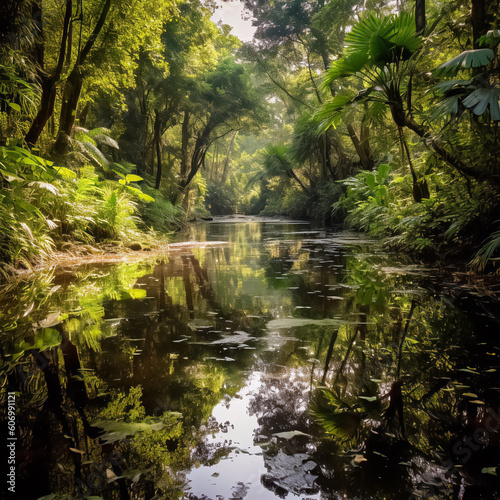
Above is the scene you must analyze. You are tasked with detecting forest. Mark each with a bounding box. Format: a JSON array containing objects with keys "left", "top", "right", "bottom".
[
  {"left": 2, "top": 1, "right": 500, "bottom": 500},
  {"left": 0, "top": 0, "right": 498, "bottom": 275}
]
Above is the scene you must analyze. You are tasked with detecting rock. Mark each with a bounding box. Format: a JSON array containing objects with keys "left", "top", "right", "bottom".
[{"left": 128, "top": 242, "right": 142, "bottom": 251}]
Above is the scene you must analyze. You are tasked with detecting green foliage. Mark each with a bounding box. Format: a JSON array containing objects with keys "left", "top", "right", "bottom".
[
  {"left": 205, "top": 180, "right": 238, "bottom": 215},
  {"left": 432, "top": 49, "right": 495, "bottom": 78},
  {"left": 138, "top": 186, "right": 184, "bottom": 232},
  {"left": 310, "top": 388, "right": 362, "bottom": 442},
  {"left": 431, "top": 47, "right": 500, "bottom": 122},
  {"left": 335, "top": 164, "right": 392, "bottom": 233}
]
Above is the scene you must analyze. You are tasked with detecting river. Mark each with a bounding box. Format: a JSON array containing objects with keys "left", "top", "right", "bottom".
[{"left": 1, "top": 217, "right": 500, "bottom": 499}]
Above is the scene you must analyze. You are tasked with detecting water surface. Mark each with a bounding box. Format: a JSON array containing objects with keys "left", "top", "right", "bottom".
[{"left": 1, "top": 217, "right": 500, "bottom": 499}]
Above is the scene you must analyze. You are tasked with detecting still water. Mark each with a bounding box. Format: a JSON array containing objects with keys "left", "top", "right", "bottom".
[{"left": 1, "top": 218, "right": 500, "bottom": 499}]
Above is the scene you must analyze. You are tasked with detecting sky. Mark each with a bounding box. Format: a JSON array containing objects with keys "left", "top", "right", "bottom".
[{"left": 211, "top": 0, "right": 256, "bottom": 43}]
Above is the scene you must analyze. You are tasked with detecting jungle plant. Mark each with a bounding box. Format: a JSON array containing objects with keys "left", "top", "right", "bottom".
[
  {"left": 317, "top": 12, "right": 486, "bottom": 196},
  {"left": 248, "top": 143, "right": 310, "bottom": 194},
  {"left": 335, "top": 163, "right": 392, "bottom": 236}
]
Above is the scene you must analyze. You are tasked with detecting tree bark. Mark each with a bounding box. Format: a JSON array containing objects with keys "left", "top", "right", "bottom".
[
  {"left": 53, "top": 67, "right": 83, "bottom": 152},
  {"left": 180, "top": 111, "right": 190, "bottom": 179},
  {"left": 153, "top": 110, "right": 164, "bottom": 190},
  {"left": 471, "top": 0, "right": 491, "bottom": 49},
  {"left": 288, "top": 169, "right": 310, "bottom": 194},
  {"left": 221, "top": 131, "right": 237, "bottom": 184},
  {"left": 347, "top": 124, "right": 372, "bottom": 169},
  {"left": 53, "top": 0, "right": 111, "bottom": 153},
  {"left": 183, "top": 126, "right": 212, "bottom": 189},
  {"left": 25, "top": 0, "right": 72, "bottom": 146},
  {"left": 415, "top": 0, "right": 426, "bottom": 35}
]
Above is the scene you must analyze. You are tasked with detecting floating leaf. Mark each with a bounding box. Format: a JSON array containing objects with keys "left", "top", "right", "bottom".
[
  {"left": 273, "top": 430, "right": 311, "bottom": 440},
  {"left": 482, "top": 467, "right": 498, "bottom": 476},
  {"left": 267, "top": 318, "right": 343, "bottom": 329}
]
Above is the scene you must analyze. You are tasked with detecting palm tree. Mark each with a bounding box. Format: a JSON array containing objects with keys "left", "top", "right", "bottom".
[
  {"left": 317, "top": 13, "right": 497, "bottom": 197},
  {"left": 249, "top": 143, "right": 310, "bottom": 194}
]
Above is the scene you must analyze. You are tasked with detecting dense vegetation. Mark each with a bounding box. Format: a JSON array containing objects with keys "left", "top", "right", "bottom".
[{"left": 1, "top": 0, "right": 499, "bottom": 276}]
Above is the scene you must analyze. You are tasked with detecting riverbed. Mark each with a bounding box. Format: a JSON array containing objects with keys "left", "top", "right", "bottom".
[{"left": 1, "top": 217, "right": 500, "bottom": 499}]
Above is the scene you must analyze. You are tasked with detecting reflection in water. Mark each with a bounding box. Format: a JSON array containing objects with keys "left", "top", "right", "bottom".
[{"left": 1, "top": 218, "right": 500, "bottom": 499}]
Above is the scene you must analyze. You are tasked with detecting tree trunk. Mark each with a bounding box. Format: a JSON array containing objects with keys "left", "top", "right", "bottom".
[
  {"left": 182, "top": 125, "right": 212, "bottom": 189},
  {"left": 221, "top": 131, "right": 237, "bottom": 184},
  {"left": 25, "top": 76, "right": 58, "bottom": 146},
  {"left": 321, "top": 134, "right": 336, "bottom": 180},
  {"left": 53, "top": 0, "right": 111, "bottom": 152},
  {"left": 360, "top": 123, "right": 373, "bottom": 168},
  {"left": 415, "top": 0, "right": 426, "bottom": 34},
  {"left": 471, "top": 0, "right": 491, "bottom": 48},
  {"left": 153, "top": 110, "right": 163, "bottom": 190},
  {"left": 288, "top": 169, "right": 310, "bottom": 194},
  {"left": 347, "top": 124, "right": 372, "bottom": 169},
  {"left": 53, "top": 67, "right": 83, "bottom": 153},
  {"left": 180, "top": 111, "right": 190, "bottom": 179},
  {"left": 402, "top": 115, "right": 481, "bottom": 180},
  {"left": 25, "top": 0, "right": 72, "bottom": 146}
]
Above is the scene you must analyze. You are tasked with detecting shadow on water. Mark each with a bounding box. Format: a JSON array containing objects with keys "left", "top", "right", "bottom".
[{"left": 1, "top": 217, "right": 500, "bottom": 499}]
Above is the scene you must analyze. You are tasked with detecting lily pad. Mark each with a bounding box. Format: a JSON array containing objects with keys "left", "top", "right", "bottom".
[{"left": 267, "top": 318, "right": 342, "bottom": 329}]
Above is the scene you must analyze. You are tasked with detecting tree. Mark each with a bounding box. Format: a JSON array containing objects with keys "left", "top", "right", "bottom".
[
  {"left": 179, "top": 57, "right": 264, "bottom": 191},
  {"left": 249, "top": 143, "right": 310, "bottom": 194},
  {"left": 317, "top": 12, "right": 494, "bottom": 199}
]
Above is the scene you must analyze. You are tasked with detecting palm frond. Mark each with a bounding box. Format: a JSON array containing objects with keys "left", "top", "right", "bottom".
[{"left": 432, "top": 49, "right": 494, "bottom": 78}]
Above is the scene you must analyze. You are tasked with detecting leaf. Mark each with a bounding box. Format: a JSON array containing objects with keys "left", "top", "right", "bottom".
[
  {"left": 273, "top": 430, "right": 311, "bottom": 440},
  {"left": 432, "top": 79, "right": 474, "bottom": 95},
  {"left": 458, "top": 368, "right": 479, "bottom": 374},
  {"left": 94, "top": 134, "right": 120, "bottom": 150},
  {"left": 93, "top": 416, "right": 180, "bottom": 444},
  {"left": 478, "top": 29, "right": 500, "bottom": 48},
  {"left": 266, "top": 318, "right": 342, "bottom": 329},
  {"left": 482, "top": 467, "right": 498, "bottom": 475},
  {"left": 0, "top": 167, "right": 22, "bottom": 182},
  {"left": 433, "top": 49, "right": 494, "bottom": 78},
  {"left": 54, "top": 166, "right": 77, "bottom": 180},
  {"left": 462, "top": 88, "right": 500, "bottom": 121},
  {"left": 358, "top": 396, "right": 377, "bottom": 402},
  {"left": 129, "top": 289, "right": 147, "bottom": 299},
  {"left": 370, "top": 33, "right": 394, "bottom": 64},
  {"left": 462, "top": 393, "right": 478, "bottom": 398},
  {"left": 365, "top": 172, "right": 376, "bottom": 189},
  {"left": 125, "top": 174, "right": 144, "bottom": 183},
  {"left": 316, "top": 94, "right": 356, "bottom": 130},
  {"left": 15, "top": 328, "right": 62, "bottom": 358},
  {"left": 8, "top": 102, "right": 21, "bottom": 112},
  {"left": 376, "top": 163, "right": 391, "bottom": 181},
  {"left": 125, "top": 185, "right": 155, "bottom": 202},
  {"left": 322, "top": 52, "right": 369, "bottom": 85}
]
